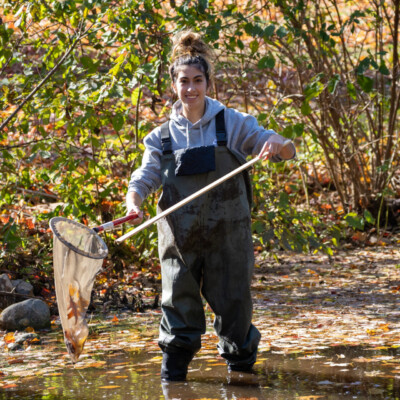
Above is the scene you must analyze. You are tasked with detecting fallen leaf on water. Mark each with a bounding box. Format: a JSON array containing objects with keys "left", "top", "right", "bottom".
[
  {"left": 112, "top": 315, "right": 119, "bottom": 324},
  {"left": 99, "top": 385, "right": 120, "bottom": 389},
  {"left": 379, "top": 324, "right": 390, "bottom": 332},
  {"left": 149, "top": 356, "right": 163, "bottom": 361},
  {"left": 4, "top": 333, "right": 15, "bottom": 344},
  {"left": 2, "top": 384, "right": 17, "bottom": 389},
  {"left": 7, "top": 358, "right": 24, "bottom": 365},
  {"left": 298, "top": 397, "right": 326, "bottom": 400},
  {"left": 115, "top": 376, "right": 129, "bottom": 379}
]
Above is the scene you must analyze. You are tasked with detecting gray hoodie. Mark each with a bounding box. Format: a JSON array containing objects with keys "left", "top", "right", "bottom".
[{"left": 128, "top": 96, "right": 295, "bottom": 200}]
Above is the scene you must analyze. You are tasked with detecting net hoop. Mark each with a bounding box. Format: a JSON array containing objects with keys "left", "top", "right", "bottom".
[{"left": 49, "top": 217, "right": 108, "bottom": 259}]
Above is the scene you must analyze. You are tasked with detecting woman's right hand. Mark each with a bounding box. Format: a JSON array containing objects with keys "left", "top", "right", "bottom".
[
  {"left": 126, "top": 191, "right": 144, "bottom": 225},
  {"left": 127, "top": 206, "right": 144, "bottom": 225}
]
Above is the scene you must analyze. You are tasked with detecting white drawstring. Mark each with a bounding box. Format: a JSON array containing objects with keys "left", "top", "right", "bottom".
[{"left": 186, "top": 123, "right": 190, "bottom": 148}]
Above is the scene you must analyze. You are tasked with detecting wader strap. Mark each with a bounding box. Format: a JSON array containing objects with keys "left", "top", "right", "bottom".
[
  {"left": 161, "top": 109, "right": 227, "bottom": 155},
  {"left": 161, "top": 121, "right": 172, "bottom": 155},
  {"left": 215, "top": 109, "right": 227, "bottom": 146}
]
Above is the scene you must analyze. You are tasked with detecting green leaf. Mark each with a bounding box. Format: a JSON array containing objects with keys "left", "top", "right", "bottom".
[
  {"left": 80, "top": 56, "right": 93, "bottom": 68},
  {"left": 276, "top": 26, "right": 288, "bottom": 38},
  {"left": 344, "top": 212, "right": 364, "bottom": 230},
  {"left": 278, "top": 192, "right": 289, "bottom": 208},
  {"left": 357, "top": 75, "right": 373, "bottom": 93},
  {"left": 364, "top": 209, "right": 376, "bottom": 225},
  {"left": 244, "top": 23, "right": 254, "bottom": 36},
  {"left": 197, "top": 0, "right": 208, "bottom": 13},
  {"left": 249, "top": 40, "right": 259, "bottom": 53},
  {"left": 112, "top": 114, "right": 124, "bottom": 132},
  {"left": 257, "top": 55, "right": 275, "bottom": 69},
  {"left": 301, "top": 101, "right": 312, "bottom": 116},
  {"left": 346, "top": 82, "right": 357, "bottom": 100},
  {"left": 293, "top": 123, "right": 304, "bottom": 137},
  {"left": 379, "top": 62, "right": 390, "bottom": 75},
  {"left": 356, "top": 57, "right": 370, "bottom": 75},
  {"left": 131, "top": 87, "right": 142, "bottom": 106},
  {"left": 252, "top": 220, "right": 265, "bottom": 234},
  {"left": 263, "top": 24, "right": 275, "bottom": 38}
]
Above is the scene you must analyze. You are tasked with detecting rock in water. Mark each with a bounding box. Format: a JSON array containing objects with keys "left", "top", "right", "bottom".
[
  {"left": 0, "top": 273, "right": 13, "bottom": 292},
  {"left": 0, "top": 299, "right": 50, "bottom": 330},
  {"left": 11, "top": 279, "right": 34, "bottom": 296}
]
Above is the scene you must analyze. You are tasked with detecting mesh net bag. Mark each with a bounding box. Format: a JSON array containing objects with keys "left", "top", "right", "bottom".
[{"left": 50, "top": 217, "right": 108, "bottom": 362}]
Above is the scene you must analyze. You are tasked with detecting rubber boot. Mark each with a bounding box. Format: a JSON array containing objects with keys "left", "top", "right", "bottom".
[
  {"left": 227, "top": 362, "right": 255, "bottom": 373},
  {"left": 160, "top": 350, "right": 194, "bottom": 381}
]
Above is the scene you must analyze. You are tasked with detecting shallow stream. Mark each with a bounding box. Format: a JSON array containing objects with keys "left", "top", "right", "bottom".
[{"left": 1, "top": 313, "right": 400, "bottom": 399}]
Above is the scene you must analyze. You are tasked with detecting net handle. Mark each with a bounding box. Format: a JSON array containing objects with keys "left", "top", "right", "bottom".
[
  {"left": 115, "top": 140, "right": 294, "bottom": 243},
  {"left": 115, "top": 155, "right": 262, "bottom": 243},
  {"left": 93, "top": 213, "right": 139, "bottom": 233}
]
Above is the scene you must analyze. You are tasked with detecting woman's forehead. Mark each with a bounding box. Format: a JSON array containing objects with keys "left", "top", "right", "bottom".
[{"left": 175, "top": 65, "right": 205, "bottom": 79}]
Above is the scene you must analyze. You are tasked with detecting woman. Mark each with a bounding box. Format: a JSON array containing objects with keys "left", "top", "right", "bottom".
[{"left": 126, "top": 31, "right": 295, "bottom": 381}]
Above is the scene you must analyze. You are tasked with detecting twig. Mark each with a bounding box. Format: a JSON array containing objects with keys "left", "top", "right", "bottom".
[
  {"left": 0, "top": 23, "right": 95, "bottom": 133},
  {"left": 0, "top": 290, "right": 52, "bottom": 303}
]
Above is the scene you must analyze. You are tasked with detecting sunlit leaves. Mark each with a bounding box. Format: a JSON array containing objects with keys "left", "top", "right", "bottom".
[
  {"left": 344, "top": 212, "right": 364, "bottom": 231},
  {"left": 257, "top": 54, "right": 275, "bottom": 69}
]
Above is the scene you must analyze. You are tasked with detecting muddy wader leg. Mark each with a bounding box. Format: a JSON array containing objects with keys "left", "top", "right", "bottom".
[
  {"left": 202, "top": 214, "right": 261, "bottom": 372},
  {"left": 158, "top": 251, "right": 205, "bottom": 381}
]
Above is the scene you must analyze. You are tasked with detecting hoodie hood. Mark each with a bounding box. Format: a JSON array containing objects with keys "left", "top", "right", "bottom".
[{"left": 169, "top": 97, "right": 225, "bottom": 148}]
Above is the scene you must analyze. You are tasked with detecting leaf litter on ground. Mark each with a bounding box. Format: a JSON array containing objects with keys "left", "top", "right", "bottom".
[{"left": 1, "top": 242, "right": 400, "bottom": 393}]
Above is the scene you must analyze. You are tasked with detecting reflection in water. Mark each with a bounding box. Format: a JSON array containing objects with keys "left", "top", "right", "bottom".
[{"left": 1, "top": 345, "right": 400, "bottom": 399}]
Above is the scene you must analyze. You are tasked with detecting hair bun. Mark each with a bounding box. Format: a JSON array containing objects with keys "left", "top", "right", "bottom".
[
  {"left": 169, "top": 30, "right": 215, "bottom": 84},
  {"left": 170, "top": 31, "right": 212, "bottom": 62}
]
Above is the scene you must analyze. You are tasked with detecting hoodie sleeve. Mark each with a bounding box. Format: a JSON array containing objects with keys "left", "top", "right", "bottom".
[
  {"left": 224, "top": 107, "right": 295, "bottom": 162},
  {"left": 127, "top": 127, "right": 163, "bottom": 201}
]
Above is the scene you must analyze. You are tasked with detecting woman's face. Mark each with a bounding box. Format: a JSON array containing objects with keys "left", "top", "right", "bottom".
[{"left": 172, "top": 65, "right": 209, "bottom": 113}]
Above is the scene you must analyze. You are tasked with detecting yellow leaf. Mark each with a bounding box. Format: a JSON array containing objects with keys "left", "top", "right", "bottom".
[
  {"left": 99, "top": 386, "right": 120, "bottom": 389},
  {"left": 298, "top": 397, "right": 326, "bottom": 400},
  {"left": 379, "top": 324, "right": 390, "bottom": 332},
  {"left": 4, "top": 332, "right": 15, "bottom": 344},
  {"left": 149, "top": 356, "right": 163, "bottom": 361},
  {"left": 69, "top": 284, "right": 77, "bottom": 297}
]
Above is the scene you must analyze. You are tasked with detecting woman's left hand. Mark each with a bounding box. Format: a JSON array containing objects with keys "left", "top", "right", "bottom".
[{"left": 259, "top": 135, "right": 294, "bottom": 160}]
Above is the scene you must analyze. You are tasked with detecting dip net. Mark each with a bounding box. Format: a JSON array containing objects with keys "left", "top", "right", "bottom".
[{"left": 50, "top": 217, "right": 108, "bottom": 362}]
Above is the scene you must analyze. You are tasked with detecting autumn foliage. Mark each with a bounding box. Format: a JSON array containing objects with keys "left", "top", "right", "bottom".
[{"left": 0, "top": 0, "right": 399, "bottom": 286}]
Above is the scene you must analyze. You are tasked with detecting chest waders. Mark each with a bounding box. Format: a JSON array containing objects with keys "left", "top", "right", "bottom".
[{"left": 157, "top": 110, "right": 261, "bottom": 378}]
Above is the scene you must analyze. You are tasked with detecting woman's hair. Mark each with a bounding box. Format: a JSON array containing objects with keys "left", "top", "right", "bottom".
[{"left": 169, "top": 31, "right": 214, "bottom": 85}]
